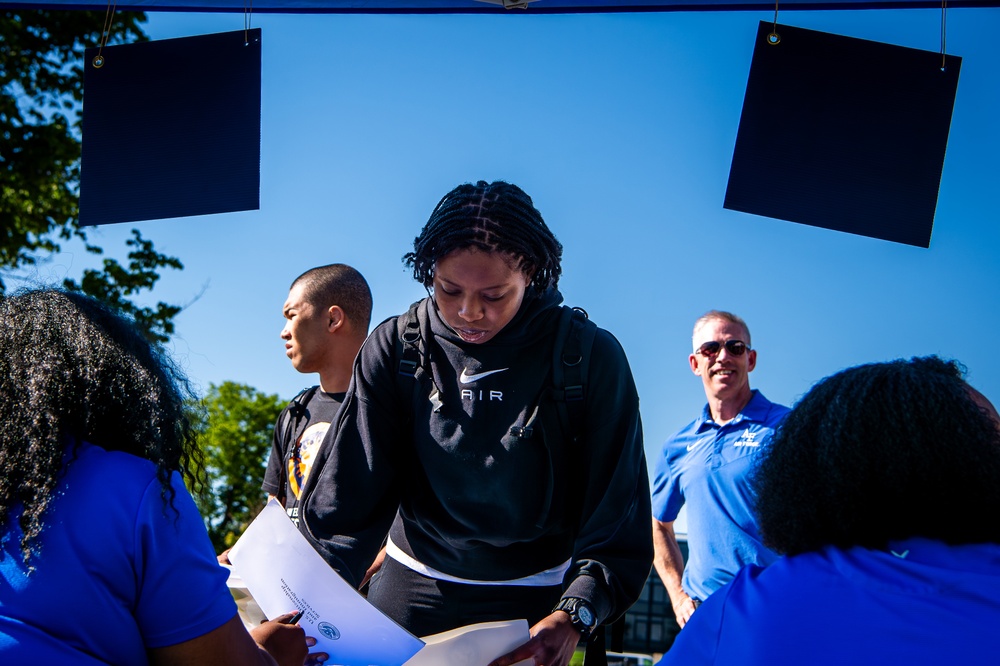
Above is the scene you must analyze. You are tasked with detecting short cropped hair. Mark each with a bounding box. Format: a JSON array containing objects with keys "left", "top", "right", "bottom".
[
  {"left": 403, "top": 180, "right": 563, "bottom": 293},
  {"left": 754, "top": 356, "right": 1000, "bottom": 555},
  {"left": 291, "top": 264, "right": 373, "bottom": 332},
  {"left": 692, "top": 310, "right": 752, "bottom": 349}
]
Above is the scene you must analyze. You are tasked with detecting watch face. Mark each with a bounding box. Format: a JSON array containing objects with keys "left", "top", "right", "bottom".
[{"left": 577, "top": 604, "right": 595, "bottom": 627}]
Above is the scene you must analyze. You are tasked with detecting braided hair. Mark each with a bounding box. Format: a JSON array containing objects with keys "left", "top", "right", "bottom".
[
  {"left": 0, "top": 289, "right": 203, "bottom": 566},
  {"left": 753, "top": 356, "right": 1000, "bottom": 555},
  {"left": 403, "top": 180, "right": 563, "bottom": 293}
]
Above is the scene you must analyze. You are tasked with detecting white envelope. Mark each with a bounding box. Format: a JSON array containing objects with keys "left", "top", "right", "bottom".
[{"left": 403, "top": 619, "right": 533, "bottom": 666}]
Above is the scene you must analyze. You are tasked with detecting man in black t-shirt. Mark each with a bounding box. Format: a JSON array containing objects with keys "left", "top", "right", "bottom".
[
  {"left": 263, "top": 264, "right": 372, "bottom": 522},
  {"left": 219, "top": 264, "right": 371, "bottom": 565}
]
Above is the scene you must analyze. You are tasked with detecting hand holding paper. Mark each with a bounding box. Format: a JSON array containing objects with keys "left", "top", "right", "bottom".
[{"left": 229, "top": 499, "right": 424, "bottom": 666}]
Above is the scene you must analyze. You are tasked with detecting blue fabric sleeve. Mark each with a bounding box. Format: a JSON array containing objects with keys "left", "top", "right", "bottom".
[
  {"left": 650, "top": 436, "right": 683, "bottom": 522},
  {"left": 133, "top": 472, "right": 237, "bottom": 648}
]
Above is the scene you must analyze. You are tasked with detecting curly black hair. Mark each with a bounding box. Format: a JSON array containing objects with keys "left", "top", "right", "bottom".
[
  {"left": 0, "top": 289, "right": 203, "bottom": 565},
  {"left": 753, "top": 356, "right": 1000, "bottom": 556},
  {"left": 403, "top": 180, "right": 563, "bottom": 293}
]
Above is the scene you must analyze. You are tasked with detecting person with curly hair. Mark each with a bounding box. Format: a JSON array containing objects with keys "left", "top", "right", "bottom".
[
  {"left": 657, "top": 356, "right": 1000, "bottom": 665},
  {"left": 0, "top": 289, "right": 324, "bottom": 666},
  {"left": 298, "top": 180, "right": 652, "bottom": 666}
]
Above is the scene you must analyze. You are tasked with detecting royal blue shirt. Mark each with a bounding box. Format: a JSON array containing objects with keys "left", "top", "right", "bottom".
[
  {"left": 651, "top": 390, "right": 789, "bottom": 600},
  {"left": 657, "top": 538, "right": 1000, "bottom": 665},
  {"left": 0, "top": 442, "right": 236, "bottom": 664}
]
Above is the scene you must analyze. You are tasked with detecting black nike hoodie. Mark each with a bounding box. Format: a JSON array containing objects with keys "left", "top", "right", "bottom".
[{"left": 300, "top": 288, "right": 652, "bottom": 627}]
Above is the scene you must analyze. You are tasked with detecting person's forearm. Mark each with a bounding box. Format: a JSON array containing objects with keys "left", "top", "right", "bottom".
[{"left": 652, "top": 519, "right": 689, "bottom": 607}]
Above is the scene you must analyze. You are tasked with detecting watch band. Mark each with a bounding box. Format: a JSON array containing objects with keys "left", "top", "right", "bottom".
[{"left": 553, "top": 597, "right": 597, "bottom": 637}]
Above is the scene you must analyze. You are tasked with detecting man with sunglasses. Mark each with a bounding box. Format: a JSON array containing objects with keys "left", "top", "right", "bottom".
[{"left": 650, "top": 311, "right": 790, "bottom": 631}]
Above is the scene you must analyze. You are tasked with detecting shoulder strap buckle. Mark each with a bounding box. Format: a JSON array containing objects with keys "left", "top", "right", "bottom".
[{"left": 397, "top": 301, "right": 424, "bottom": 378}]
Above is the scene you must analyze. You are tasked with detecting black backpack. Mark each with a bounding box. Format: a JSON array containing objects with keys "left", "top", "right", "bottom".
[{"left": 394, "top": 300, "right": 616, "bottom": 665}]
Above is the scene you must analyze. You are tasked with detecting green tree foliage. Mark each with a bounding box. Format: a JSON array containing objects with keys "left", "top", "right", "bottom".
[
  {"left": 62, "top": 228, "right": 184, "bottom": 343},
  {"left": 2, "top": 10, "right": 184, "bottom": 343},
  {"left": 190, "top": 381, "right": 284, "bottom": 553}
]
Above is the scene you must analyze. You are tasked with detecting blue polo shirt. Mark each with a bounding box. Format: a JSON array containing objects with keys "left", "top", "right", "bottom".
[{"left": 651, "top": 390, "right": 789, "bottom": 601}]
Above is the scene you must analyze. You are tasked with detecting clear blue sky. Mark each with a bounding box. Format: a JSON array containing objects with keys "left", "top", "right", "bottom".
[{"left": 19, "top": 8, "right": 1000, "bottom": 531}]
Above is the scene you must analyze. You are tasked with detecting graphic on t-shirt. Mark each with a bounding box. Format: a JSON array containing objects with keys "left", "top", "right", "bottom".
[{"left": 286, "top": 421, "right": 332, "bottom": 499}]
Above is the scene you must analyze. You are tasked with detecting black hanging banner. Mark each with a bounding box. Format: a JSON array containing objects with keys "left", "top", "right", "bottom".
[
  {"left": 724, "top": 21, "right": 961, "bottom": 248},
  {"left": 81, "top": 29, "right": 262, "bottom": 226}
]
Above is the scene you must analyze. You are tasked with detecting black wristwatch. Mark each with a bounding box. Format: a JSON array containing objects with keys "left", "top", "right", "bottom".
[{"left": 553, "top": 597, "right": 597, "bottom": 637}]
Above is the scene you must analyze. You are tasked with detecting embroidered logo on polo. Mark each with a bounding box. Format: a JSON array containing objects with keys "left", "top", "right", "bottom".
[
  {"left": 459, "top": 367, "right": 509, "bottom": 384},
  {"left": 733, "top": 429, "right": 760, "bottom": 447}
]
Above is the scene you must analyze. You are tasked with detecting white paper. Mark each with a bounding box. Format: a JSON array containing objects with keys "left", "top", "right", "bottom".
[
  {"left": 223, "top": 564, "right": 268, "bottom": 629},
  {"left": 402, "top": 620, "right": 532, "bottom": 666},
  {"left": 229, "top": 499, "right": 424, "bottom": 666}
]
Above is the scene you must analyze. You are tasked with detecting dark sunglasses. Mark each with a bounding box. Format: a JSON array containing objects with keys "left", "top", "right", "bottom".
[{"left": 696, "top": 340, "right": 749, "bottom": 357}]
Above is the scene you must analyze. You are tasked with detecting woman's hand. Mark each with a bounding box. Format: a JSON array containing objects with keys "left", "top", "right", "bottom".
[
  {"left": 487, "top": 611, "right": 581, "bottom": 666},
  {"left": 149, "top": 613, "right": 321, "bottom": 666},
  {"left": 303, "top": 634, "right": 330, "bottom": 666},
  {"left": 251, "top": 612, "right": 316, "bottom": 666}
]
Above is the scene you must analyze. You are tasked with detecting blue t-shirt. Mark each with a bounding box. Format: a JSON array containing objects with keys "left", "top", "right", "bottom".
[
  {"left": 657, "top": 538, "right": 1000, "bottom": 665},
  {"left": 651, "top": 390, "right": 789, "bottom": 600},
  {"left": 0, "top": 442, "right": 236, "bottom": 664}
]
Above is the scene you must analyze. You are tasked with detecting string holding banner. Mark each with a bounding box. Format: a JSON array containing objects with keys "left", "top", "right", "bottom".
[
  {"left": 768, "top": 0, "right": 780, "bottom": 45},
  {"left": 245, "top": 0, "right": 254, "bottom": 45},
  {"left": 941, "top": 0, "right": 948, "bottom": 70},
  {"left": 93, "top": 0, "right": 118, "bottom": 68}
]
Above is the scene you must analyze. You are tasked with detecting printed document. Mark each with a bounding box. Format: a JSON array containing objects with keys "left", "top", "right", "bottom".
[{"left": 229, "top": 499, "right": 424, "bottom": 666}]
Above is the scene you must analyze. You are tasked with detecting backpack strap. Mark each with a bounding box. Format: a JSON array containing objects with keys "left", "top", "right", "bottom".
[
  {"left": 552, "top": 307, "right": 605, "bottom": 666},
  {"left": 584, "top": 623, "right": 608, "bottom": 666},
  {"left": 395, "top": 299, "right": 444, "bottom": 414},
  {"left": 552, "top": 306, "right": 598, "bottom": 445},
  {"left": 275, "top": 385, "right": 318, "bottom": 501},
  {"left": 397, "top": 300, "right": 423, "bottom": 379}
]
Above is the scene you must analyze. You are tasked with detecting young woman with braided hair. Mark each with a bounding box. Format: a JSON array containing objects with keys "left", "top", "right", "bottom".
[
  {"left": 0, "top": 289, "right": 325, "bottom": 666},
  {"left": 299, "top": 180, "right": 652, "bottom": 666}
]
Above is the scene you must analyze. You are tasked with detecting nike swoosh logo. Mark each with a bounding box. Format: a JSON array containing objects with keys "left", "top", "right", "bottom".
[
  {"left": 686, "top": 441, "right": 703, "bottom": 452},
  {"left": 459, "top": 367, "right": 509, "bottom": 384}
]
